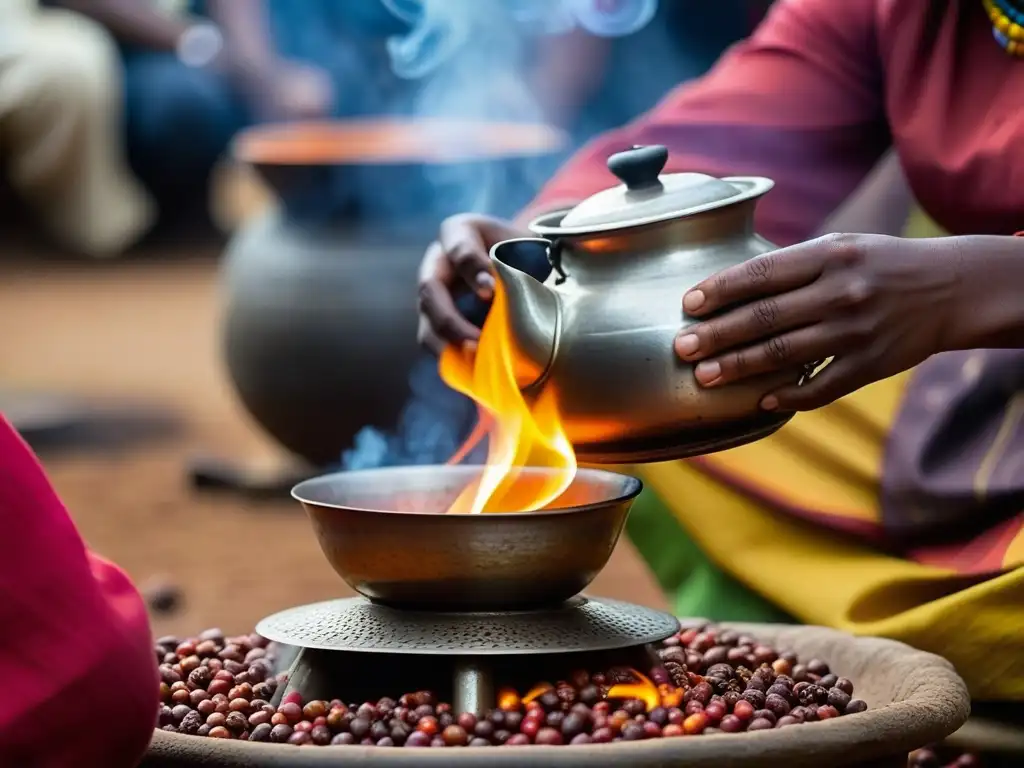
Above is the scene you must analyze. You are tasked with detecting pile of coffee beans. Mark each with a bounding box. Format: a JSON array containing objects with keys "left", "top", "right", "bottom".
[
  {"left": 154, "top": 623, "right": 973, "bottom": 763},
  {"left": 909, "top": 747, "right": 982, "bottom": 768}
]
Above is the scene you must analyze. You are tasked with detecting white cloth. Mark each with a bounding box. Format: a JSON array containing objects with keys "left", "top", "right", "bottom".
[{"left": 0, "top": 7, "right": 154, "bottom": 256}]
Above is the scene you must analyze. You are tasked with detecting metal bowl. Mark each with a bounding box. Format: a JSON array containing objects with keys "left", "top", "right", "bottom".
[{"left": 291, "top": 465, "right": 642, "bottom": 611}]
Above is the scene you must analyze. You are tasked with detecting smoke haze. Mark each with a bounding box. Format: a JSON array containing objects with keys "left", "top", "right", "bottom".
[{"left": 341, "top": 0, "right": 659, "bottom": 472}]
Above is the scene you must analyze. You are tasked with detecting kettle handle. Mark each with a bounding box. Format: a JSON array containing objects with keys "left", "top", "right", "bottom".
[
  {"left": 547, "top": 239, "right": 569, "bottom": 286},
  {"left": 608, "top": 145, "right": 668, "bottom": 191}
]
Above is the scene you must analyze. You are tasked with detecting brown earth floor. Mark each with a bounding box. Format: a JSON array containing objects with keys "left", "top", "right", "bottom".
[{"left": 0, "top": 244, "right": 668, "bottom": 643}]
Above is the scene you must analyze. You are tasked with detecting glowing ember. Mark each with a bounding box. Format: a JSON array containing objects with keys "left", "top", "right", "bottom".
[
  {"left": 658, "top": 683, "right": 684, "bottom": 708},
  {"left": 606, "top": 668, "right": 662, "bottom": 713},
  {"left": 496, "top": 687, "right": 522, "bottom": 712},
  {"left": 439, "top": 282, "right": 576, "bottom": 514}
]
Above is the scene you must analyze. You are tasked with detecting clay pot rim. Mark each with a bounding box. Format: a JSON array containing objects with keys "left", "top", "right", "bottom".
[
  {"left": 232, "top": 117, "right": 568, "bottom": 167},
  {"left": 146, "top": 622, "right": 971, "bottom": 766}
]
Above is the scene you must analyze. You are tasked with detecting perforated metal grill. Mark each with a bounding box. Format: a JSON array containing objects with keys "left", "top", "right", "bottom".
[{"left": 256, "top": 596, "right": 679, "bottom": 655}]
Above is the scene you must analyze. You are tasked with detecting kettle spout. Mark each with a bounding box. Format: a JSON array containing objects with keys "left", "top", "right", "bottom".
[{"left": 490, "top": 238, "right": 560, "bottom": 390}]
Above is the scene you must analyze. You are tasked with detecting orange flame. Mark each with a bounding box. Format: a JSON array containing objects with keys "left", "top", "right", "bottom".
[
  {"left": 607, "top": 669, "right": 662, "bottom": 712},
  {"left": 444, "top": 408, "right": 492, "bottom": 467},
  {"left": 439, "top": 281, "right": 576, "bottom": 514}
]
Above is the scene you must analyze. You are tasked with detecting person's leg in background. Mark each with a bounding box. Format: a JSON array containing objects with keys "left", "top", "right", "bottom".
[
  {"left": 0, "top": 8, "right": 155, "bottom": 257},
  {"left": 121, "top": 49, "right": 247, "bottom": 224}
]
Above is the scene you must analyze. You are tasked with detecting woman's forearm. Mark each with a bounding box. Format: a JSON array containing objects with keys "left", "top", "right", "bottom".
[{"left": 945, "top": 235, "right": 1024, "bottom": 351}]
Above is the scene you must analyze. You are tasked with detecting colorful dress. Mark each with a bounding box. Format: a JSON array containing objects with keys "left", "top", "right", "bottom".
[{"left": 528, "top": 0, "right": 1024, "bottom": 701}]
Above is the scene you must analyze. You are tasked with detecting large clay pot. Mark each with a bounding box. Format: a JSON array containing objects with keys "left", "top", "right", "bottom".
[
  {"left": 143, "top": 621, "right": 969, "bottom": 767},
  {"left": 221, "top": 119, "right": 565, "bottom": 465}
]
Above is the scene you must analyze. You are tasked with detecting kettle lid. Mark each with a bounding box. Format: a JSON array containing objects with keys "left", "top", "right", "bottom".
[{"left": 545, "top": 145, "right": 773, "bottom": 233}]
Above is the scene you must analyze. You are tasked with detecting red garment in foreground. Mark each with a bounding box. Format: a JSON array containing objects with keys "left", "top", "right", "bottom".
[{"left": 0, "top": 415, "right": 156, "bottom": 766}]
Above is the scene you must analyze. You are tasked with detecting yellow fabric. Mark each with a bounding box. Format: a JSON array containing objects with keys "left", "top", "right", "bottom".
[
  {"left": 633, "top": 367, "right": 1024, "bottom": 700},
  {"left": 699, "top": 371, "right": 910, "bottom": 524}
]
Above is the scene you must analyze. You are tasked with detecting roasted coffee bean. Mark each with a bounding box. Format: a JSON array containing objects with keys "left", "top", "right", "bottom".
[
  {"left": 764, "top": 694, "right": 791, "bottom": 718},
  {"left": 845, "top": 699, "right": 869, "bottom": 715},
  {"left": 311, "top": 725, "right": 333, "bottom": 745},
  {"left": 224, "top": 712, "right": 247, "bottom": 734},
  {"left": 349, "top": 717, "right": 372, "bottom": 740},
  {"left": 178, "top": 711, "right": 202, "bottom": 736},
  {"left": 538, "top": 691, "right": 561, "bottom": 712},
  {"left": 288, "top": 730, "right": 311, "bottom": 745},
  {"left": 706, "top": 663, "right": 735, "bottom": 680},
  {"left": 818, "top": 673, "right": 839, "bottom": 689},
  {"left": 154, "top": 623, "right": 884, "bottom": 749},
  {"left": 578, "top": 684, "right": 602, "bottom": 706},
  {"left": 269, "top": 723, "right": 292, "bottom": 743},
  {"left": 827, "top": 688, "right": 852, "bottom": 711},
  {"left": 797, "top": 684, "right": 828, "bottom": 707}
]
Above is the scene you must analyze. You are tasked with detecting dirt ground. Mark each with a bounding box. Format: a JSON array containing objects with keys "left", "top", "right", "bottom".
[{"left": 0, "top": 245, "right": 668, "bottom": 642}]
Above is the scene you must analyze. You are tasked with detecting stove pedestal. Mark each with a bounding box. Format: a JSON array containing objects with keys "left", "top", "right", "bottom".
[{"left": 257, "top": 595, "right": 680, "bottom": 716}]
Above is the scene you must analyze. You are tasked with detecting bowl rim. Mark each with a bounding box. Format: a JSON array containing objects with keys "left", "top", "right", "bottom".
[{"left": 291, "top": 464, "right": 643, "bottom": 518}]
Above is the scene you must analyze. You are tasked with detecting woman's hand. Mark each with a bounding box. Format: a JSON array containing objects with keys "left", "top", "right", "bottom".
[
  {"left": 673, "top": 233, "right": 965, "bottom": 411},
  {"left": 417, "top": 214, "right": 531, "bottom": 353}
]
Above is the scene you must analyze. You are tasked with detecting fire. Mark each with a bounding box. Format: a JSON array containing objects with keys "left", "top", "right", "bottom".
[
  {"left": 438, "top": 281, "right": 576, "bottom": 514},
  {"left": 607, "top": 669, "right": 662, "bottom": 712},
  {"left": 497, "top": 670, "right": 683, "bottom": 714}
]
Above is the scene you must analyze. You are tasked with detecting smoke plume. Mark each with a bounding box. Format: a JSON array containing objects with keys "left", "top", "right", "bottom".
[{"left": 341, "top": 0, "right": 658, "bottom": 472}]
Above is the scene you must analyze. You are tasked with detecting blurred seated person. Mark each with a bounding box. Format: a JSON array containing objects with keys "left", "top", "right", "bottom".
[
  {"left": 58, "top": 0, "right": 602, "bottom": 224},
  {"left": 56, "top": 0, "right": 351, "bottom": 223},
  {"left": 62, "top": 0, "right": 757, "bottom": 227},
  {"left": 0, "top": 0, "right": 153, "bottom": 256}
]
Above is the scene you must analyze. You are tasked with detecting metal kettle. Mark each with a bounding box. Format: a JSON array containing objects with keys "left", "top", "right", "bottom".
[{"left": 489, "top": 144, "right": 802, "bottom": 463}]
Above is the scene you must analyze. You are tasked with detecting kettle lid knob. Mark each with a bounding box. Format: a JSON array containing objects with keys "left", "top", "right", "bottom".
[
  {"left": 545, "top": 143, "right": 773, "bottom": 232},
  {"left": 607, "top": 145, "right": 668, "bottom": 191}
]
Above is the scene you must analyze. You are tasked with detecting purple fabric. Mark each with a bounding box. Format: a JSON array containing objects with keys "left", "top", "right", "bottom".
[{"left": 881, "top": 350, "right": 1024, "bottom": 544}]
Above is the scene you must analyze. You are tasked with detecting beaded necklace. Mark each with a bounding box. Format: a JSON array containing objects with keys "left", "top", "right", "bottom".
[{"left": 983, "top": 0, "right": 1024, "bottom": 56}]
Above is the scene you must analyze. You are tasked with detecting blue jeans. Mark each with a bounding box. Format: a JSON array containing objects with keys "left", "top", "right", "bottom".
[{"left": 122, "top": 51, "right": 246, "bottom": 210}]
